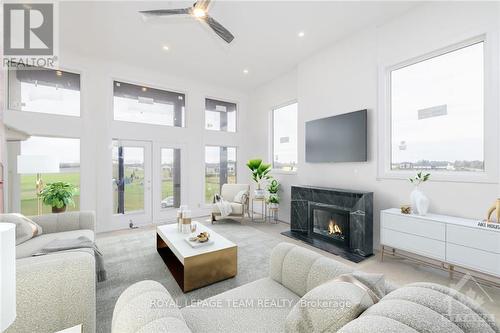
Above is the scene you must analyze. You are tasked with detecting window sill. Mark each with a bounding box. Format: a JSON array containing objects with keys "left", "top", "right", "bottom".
[
  {"left": 377, "top": 169, "right": 497, "bottom": 184},
  {"left": 271, "top": 169, "right": 298, "bottom": 176}
]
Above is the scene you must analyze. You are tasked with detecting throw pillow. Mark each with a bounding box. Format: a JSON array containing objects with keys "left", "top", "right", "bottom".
[
  {"left": 0, "top": 213, "right": 43, "bottom": 245},
  {"left": 233, "top": 190, "right": 248, "bottom": 204},
  {"left": 285, "top": 280, "right": 375, "bottom": 333},
  {"left": 336, "top": 271, "right": 386, "bottom": 302}
]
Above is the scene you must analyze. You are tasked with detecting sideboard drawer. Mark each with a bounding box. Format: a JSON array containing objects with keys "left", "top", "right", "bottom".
[
  {"left": 381, "top": 228, "right": 445, "bottom": 261},
  {"left": 381, "top": 212, "right": 445, "bottom": 241},
  {"left": 447, "top": 243, "right": 500, "bottom": 276},
  {"left": 447, "top": 224, "right": 500, "bottom": 254}
]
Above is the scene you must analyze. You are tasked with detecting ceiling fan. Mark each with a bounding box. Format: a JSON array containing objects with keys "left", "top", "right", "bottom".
[{"left": 140, "top": 0, "right": 235, "bottom": 44}]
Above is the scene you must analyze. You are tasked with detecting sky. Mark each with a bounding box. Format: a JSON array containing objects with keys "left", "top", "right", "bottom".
[
  {"left": 21, "top": 136, "right": 80, "bottom": 164},
  {"left": 391, "top": 42, "right": 484, "bottom": 163}
]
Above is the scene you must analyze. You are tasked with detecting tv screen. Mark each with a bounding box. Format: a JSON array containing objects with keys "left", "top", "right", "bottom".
[{"left": 305, "top": 109, "right": 367, "bottom": 163}]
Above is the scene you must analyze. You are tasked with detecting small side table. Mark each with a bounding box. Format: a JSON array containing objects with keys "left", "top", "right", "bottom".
[
  {"left": 267, "top": 207, "right": 279, "bottom": 224},
  {"left": 251, "top": 197, "right": 267, "bottom": 222}
]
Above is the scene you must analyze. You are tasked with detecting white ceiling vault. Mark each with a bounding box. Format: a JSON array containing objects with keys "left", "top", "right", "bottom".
[{"left": 60, "top": 1, "right": 419, "bottom": 91}]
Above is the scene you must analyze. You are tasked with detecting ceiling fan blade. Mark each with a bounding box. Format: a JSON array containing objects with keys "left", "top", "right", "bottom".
[
  {"left": 140, "top": 8, "right": 191, "bottom": 16},
  {"left": 194, "top": 0, "right": 211, "bottom": 11},
  {"left": 202, "top": 15, "right": 234, "bottom": 43}
]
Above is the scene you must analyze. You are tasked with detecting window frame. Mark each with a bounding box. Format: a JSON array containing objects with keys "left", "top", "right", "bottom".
[
  {"left": 271, "top": 100, "right": 298, "bottom": 174},
  {"left": 203, "top": 145, "right": 238, "bottom": 204},
  {"left": 111, "top": 78, "right": 188, "bottom": 128},
  {"left": 18, "top": 135, "right": 82, "bottom": 215},
  {"left": 377, "top": 34, "right": 498, "bottom": 183},
  {"left": 6, "top": 64, "right": 83, "bottom": 118},
  {"left": 204, "top": 96, "right": 239, "bottom": 133},
  {"left": 158, "top": 146, "right": 182, "bottom": 211}
]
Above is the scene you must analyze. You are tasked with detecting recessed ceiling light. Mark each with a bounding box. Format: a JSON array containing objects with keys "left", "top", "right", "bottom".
[
  {"left": 142, "top": 87, "right": 147, "bottom": 92},
  {"left": 243, "top": 69, "right": 249, "bottom": 74},
  {"left": 162, "top": 45, "right": 169, "bottom": 51},
  {"left": 298, "top": 31, "right": 305, "bottom": 37},
  {"left": 56, "top": 70, "right": 62, "bottom": 76}
]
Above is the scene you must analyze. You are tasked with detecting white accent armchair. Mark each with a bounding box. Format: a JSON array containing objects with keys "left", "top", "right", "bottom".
[{"left": 211, "top": 183, "right": 250, "bottom": 223}]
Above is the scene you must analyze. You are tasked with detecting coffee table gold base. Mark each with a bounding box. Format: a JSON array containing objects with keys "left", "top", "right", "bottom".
[{"left": 157, "top": 233, "right": 237, "bottom": 292}]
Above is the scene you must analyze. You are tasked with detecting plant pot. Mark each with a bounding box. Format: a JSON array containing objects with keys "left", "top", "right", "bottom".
[
  {"left": 268, "top": 203, "right": 279, "bottom": 209},
  {"left": 410, "top": 186, "right": 429, "bottom": 215},
  {"left": 254, "top": 189, "right": 266, "bottom": 199},
  {"left": 52, "top": 205, "right": 67, "bottom": 213}
]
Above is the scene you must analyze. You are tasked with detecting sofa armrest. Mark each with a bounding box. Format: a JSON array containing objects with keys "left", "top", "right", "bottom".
[
  {"left": 30, "top": 211, "right": 96, "bottom": 234},
  {"left": 6, "top": 251, "right": 96, "bottom": 333},
  {"left": 112, "top": 280, "right": 191, "bottom": 333}
]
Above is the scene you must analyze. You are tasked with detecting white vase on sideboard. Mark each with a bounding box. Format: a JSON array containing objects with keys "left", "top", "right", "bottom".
[{"left": 411, "top": 186, "right": 429, "bottom": 215}]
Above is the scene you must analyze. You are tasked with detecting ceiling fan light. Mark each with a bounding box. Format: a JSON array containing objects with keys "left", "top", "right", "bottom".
[{"left": 193, "top": 8, "right": 206, "bottom": 18}]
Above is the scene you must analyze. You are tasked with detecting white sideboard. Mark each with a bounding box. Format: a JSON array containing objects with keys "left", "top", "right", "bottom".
[{"left": 380, "top": 208, "right": 500, "bottom": 279}]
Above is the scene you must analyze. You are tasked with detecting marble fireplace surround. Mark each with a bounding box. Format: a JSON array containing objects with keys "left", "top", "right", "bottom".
[{"left": 282, "top": 185, "right": 373, "bottom": 263}]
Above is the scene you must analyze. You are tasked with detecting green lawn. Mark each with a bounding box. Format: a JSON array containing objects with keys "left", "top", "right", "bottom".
[
  {"left": 21, "top": 173, "right": 80, "bottom": 216},
  {"left": 21, "top": 170, "right": 234, "bottom": 215}
]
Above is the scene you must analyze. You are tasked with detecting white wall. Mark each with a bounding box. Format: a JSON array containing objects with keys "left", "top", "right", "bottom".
[
  {"left": 246, "top": 2, "right": 500, "bottom": 249},
  {"left": 246, "top": 70, "right": 298, "bottom": 223},
  {"left": 5, "top": 51, "right": 249, "bottom": 232}
]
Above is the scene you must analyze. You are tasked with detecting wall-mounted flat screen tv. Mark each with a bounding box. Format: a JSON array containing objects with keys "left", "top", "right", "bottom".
[{"left": 305, "top": 109, "right": 367, "bottom": 163}]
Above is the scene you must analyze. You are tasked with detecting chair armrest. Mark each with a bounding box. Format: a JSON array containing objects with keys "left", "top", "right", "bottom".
[
  {"left": 7, "top": 251, "right": 96, "bottom": 333},
  {"left": 112, "top": 280, "right": 191, "bottom": 333},
  {"left": 30, "top": 211, "right": 96, "bottom": 234}
]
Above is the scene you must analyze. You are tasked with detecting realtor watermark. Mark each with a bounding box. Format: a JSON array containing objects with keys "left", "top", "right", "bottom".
[
  {"left": 2, "top": 2, "right": 58, "bottom": 68},
  {"left": 150, "top": 297, "right": 353, "bottom": 310},
  {"left": 448, "top": 273, "right": 496, "bottom": 324}
]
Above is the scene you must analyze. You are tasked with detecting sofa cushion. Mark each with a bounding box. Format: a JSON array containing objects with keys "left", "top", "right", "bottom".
[
  {"left": 212, "top": 202, "right": 244, "bottom": 215},
  {"left": 112, "top": 280, "right": 190, "bottom": 333},
  {"left": 337, "top": 316, "right": 419, "bottom": 333},
  {"left": 0, "top": 213, "right": 43, "bottom": 245},
  {"left": 285, "top": 279, "right": 374, "bottom": 333},
  {"left": 338, "top": 282, "right": 500, "bottom": 333},
  {"left": 16, "top": 229, "right": 94, "bottom": 259},
  {"left": 181, "top": 277, "right": 299, "bottom": 333}
]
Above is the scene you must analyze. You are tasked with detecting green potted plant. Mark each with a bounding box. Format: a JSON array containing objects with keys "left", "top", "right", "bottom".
[
  {"left": 267, "top": 194, "right": 279, "bottom": 209},
  {"left": 246, "top": 158, "right": 272, "bottom": 198},
  {"left": 267, "top": 179, "right": 280, "bottom": 208},
  {"left": 39, "top": 182, "right": 77, "bottom": 213}
]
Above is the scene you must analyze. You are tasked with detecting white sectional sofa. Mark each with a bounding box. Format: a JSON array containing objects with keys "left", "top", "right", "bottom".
[
  {"left": 112, "top": 242, "right": 499, "bottom": 333},
  {"left": 6, "top": 212, "right": 96, "bottom": 333}
]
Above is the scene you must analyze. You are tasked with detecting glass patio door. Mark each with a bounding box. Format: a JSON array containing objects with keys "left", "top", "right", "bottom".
[{"left": 112, "top": 140, "right": 152, "bottom": 225}]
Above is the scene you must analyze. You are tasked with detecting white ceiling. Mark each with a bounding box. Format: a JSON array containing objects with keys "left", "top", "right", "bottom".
[{"left": 60, "top": 1, "right": 418, "bottom": 91}]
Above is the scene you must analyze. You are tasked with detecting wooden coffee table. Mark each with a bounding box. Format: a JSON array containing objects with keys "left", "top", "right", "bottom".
[{"left": 156, "top": 223, "right": 237, "bottom": 292}]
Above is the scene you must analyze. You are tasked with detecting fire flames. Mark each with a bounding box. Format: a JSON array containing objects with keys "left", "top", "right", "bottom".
[{"left": 328, "top": 220, "right": 342, "bottom": 235}]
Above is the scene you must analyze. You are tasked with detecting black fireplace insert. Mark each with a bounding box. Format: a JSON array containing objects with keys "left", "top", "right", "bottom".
[{"left": 309, "top": 203, "right": 350, "bottom": 248}]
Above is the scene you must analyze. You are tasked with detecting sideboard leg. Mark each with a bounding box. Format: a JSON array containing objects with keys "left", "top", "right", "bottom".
[{"left": 392, "top": 248, "right": 396, "bottom": 256}]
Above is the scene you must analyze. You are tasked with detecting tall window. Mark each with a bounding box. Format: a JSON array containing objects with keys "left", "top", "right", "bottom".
[
  {"left": 113, "top": 81, "right": 185, "bottom": 127},
  {"left": 112, "top": 141, "right": 145, "bottom": 214},
  {"left": 8, "top": 65, "right": 80, "bottom": 116},
  {"left": 272, "top": 102, "right": 298, "bottom": 171},
  {"left": 390, "top": 41, "right": 484, "bottom": 172},
  {"left": 160, "top": 148, "right": 181, "bottom": 209},
  {"left": 205, "top": 146, "right": 237, "bottom": 202},
  {"left": 205, "top": 98, "right": 236, "bottom": 132},
  {"left": 19, "top": 136, "right": 80, "bottom": 215}
]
